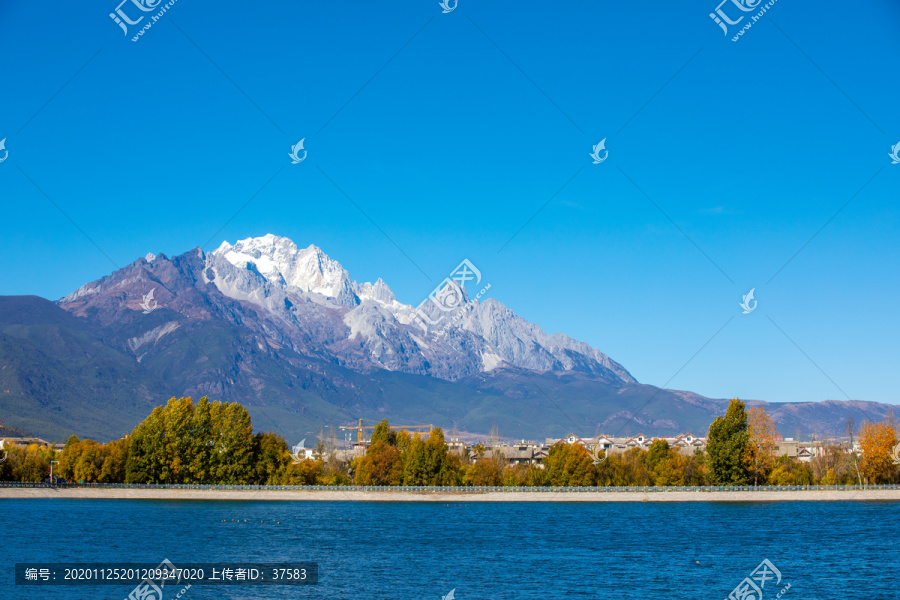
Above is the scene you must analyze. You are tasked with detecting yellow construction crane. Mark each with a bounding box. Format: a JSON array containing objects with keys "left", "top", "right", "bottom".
[{"left": 339, "top": 418, "right": 433, "bottom": 443}]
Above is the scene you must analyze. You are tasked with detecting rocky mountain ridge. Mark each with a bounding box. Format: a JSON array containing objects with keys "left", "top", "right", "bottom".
[{"left": 62, "top": 234, "right": 634, "bottom": 384}]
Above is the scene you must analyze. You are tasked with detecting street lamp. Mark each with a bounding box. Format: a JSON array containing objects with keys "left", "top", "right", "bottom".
[{"left": 50, "top": 461, "right": 59, "bottom": 486}]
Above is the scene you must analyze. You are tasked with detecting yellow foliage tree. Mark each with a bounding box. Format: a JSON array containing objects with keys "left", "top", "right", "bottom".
[
  {"left": 746, "top": 406, "right": 778, "bottom": 486},
  {"left": 463, "top": 457, "right": 503, "bottom": 486},
  {"left": 858, "top": 420, "right": 898, "bottom": 484},
  {"left": 2, "top": 443, "right": 53, "bottom": 482},
  {"left": 284, "top": 458, "right": 323, "bottom": 485},
  {"left": 354, "top": 441, "right": 402, "bottom": 485}
]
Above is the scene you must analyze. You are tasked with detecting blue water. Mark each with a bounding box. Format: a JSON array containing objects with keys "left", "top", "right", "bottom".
[{"left": 1, "top": 499, "right": 897, "bottom": 599}]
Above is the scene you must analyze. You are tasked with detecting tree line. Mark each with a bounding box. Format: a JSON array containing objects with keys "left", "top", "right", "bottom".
[
  {"left": 0, "top": 397, "right": 346, "bottom": 486},
  {"left": 1, "top": 396, "right": 897, "bottom": 486},
  {"left": 706, "top": 399, "right": 899, "bottom": 485}
]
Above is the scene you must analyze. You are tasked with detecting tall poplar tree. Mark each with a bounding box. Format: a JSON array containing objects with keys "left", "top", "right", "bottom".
[
  {"left": 125, "top": 396, "right": 255, "bottom": 484},
  {"left": 746, "top": 406, "right": 777, "bottom": 485},
  {"left": 707, "top": 398, "right": 751, "bottom": 485}
]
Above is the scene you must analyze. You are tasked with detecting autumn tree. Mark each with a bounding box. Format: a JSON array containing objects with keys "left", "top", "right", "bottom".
[
  {"left": 99, "top": 437, "right": 129, "bottom": 483},
  {"left": 502, "top": 464, "right": 531, "bottom": 487},
  {"left": 57, "top": 440, "right": 83, "bottom": 481},
  {"left": 355, "top": 441, "right": 403, "bottom": 485},
  {"left": 707, "top": 398, "right": 750, "bottom": 485},
  {"left": 57, "top": 437, "right": 98, "bottom": 483},
  {"left": 209, "top": 400, "right": 255, "bottom": 483},
  {"left": 252, "top": 432, "right": 290, "bottom": 485},
  {"left": 524, "top": 464, "right": 549, "bottom": 486},
  {"left": 675, "top": 448, "right": 707, "bottom": 486},
  {"left": 73, "top": 441, "right": 103, "bottom": 482},
  {"left": 285, "top": 458, "right": 323, "bottom": 485},
  {"left": 1, "top": 443, "right": 54, "bottom": 482},
  {"left": 543, "top": 443, "right": 596, "bottom": 486},
  {"left": 126, "top": 396, "right": 255, "bottom": 484},
  {"left": 811, "top": 444, "right": 856, "bottom": 485},
  {"left": 187, "top": 396, "right": 216, "bottom": 482},
  {"left": 653, "top": 445, "right": 692, "bottom": 486},
  {"left": 767, "top": 455, "right": 814, "bottom": 485},
  {"left": 594, "top": 452, "right": 626, "bottom": 486},
  {"left": 369, "top": 420, "right": 397, "bottom": 446},
  {"left": 162, "top": 396, "right": 195, "bottom": 482},
  {"left": 125, "top": 405, "right": 167, "bottom": 483},
  {"left": 429, "top": 429, "right": 461, "bottom": 485},
  {"left": 58, "top": 423, "right": 184, "bottom": 486},
  {"left": 858, "top": 420, "right": 898, "bottom": 484},
  {"left": 402, "top": 428, "right": 459, "bottom": 485},
  {"left": 640, "top": 439, "right": 676, "bottom": 486},
  {"left": 463, "top": 457, "right": 503, "bottom": 486},
  {"left": 746, "top": 406, "right": 778, "bottom": 486}
]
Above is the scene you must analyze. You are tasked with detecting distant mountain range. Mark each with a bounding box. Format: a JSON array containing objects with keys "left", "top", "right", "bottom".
[{"left": 0, "top": 234, "right": 894, "bottom": 442}]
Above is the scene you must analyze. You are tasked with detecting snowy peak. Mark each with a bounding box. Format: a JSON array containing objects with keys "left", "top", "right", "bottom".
[
  {"left": 207, "top": 234, "right": 406, "bottom": 312},
  {"left": 358, "top": 278, "right": 396, "bottom": 305},
  {"left": 212, "top": 234, "right": 360, "bottom": 305}
]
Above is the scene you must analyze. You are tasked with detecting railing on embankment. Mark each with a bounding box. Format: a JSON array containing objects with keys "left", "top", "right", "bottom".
[{"left": 1, "top": 482, "right": 899, "bottom": 493}]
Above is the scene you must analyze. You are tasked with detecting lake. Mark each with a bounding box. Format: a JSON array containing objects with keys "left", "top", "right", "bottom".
[{"left": 1, "top": 499, "right": 896, "bottom": 599}]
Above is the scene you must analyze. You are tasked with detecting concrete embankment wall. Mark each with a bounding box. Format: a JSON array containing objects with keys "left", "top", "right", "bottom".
[{"left": 2, "top": 488, "right": 899, "bottom": 502}]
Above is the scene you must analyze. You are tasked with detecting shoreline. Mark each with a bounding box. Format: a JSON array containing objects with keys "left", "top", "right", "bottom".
[{"left": 2, "top": 488, "right": 899, "bottom": 502}]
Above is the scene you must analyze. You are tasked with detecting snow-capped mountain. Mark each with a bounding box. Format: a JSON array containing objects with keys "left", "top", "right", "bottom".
[
  {"left": 210, "top": 235, "right": 365, "bottom": 307},
  {"left": 5, "top": 233, "right": 891, "bottom": 441},
  {"left": 199, "top": 234, "right": 634, "bottom": 382}
]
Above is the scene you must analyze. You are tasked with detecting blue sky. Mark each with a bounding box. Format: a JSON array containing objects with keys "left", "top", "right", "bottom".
[{"left": 1, "top": 0, "right": 898, "bottom": 407}]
